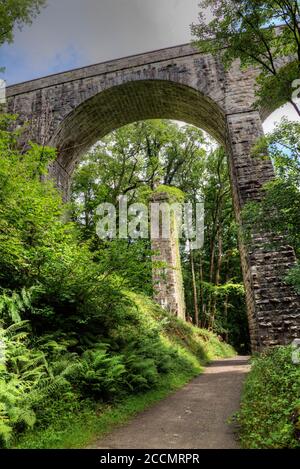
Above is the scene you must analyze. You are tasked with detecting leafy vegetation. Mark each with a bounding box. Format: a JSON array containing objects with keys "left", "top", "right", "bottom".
[
  {"left": 0, "top": 0, "right": 46, "bottom": 47},
  {"left": 234, "top": 118, "right": 300, "bottom": 448},
  {"left": 236, "top": 346, "right": 300, "bottom": 448},
  {"left": 180, "top": 147, "right": 248, "bottom": 352},
  {"left": 72, "top": 121, "right": 248, "bottom": 353},
  {"left": 192, "top": 0, "right": 300, "bottom": 116},
  {"left": 0, "top": 115, "right": 235, "bottom": 448},
  {"left": 1, "top": 293, "right": 234, "bottom": 449}
]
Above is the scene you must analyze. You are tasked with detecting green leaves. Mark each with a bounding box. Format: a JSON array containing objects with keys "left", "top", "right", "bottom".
[
  {"left": 236, "top": 346, "right": 300, "bottom": 448},
  {"left": 253, "top": 118, "right": 300, "bottom": 183},
  {"left": 70, "top": 349, "right": 127, "bottom": 399},
  {"left": 0, "top": 288, "right": 34, "bottom": 324},
  {"left": 71, "top": 120, "right": 207, "bottom": 297},
  {"left": 192, "top": 0, "right": 300, "bottom": 115},
  {"left": 0, "top": 0, "right": 46, "bottom": 47},
  {"left": 0, "top": 322, "right": 46, "bottom": 446},
  {"left": 286, "top": 265, "right": 300, "bottom": 294}
]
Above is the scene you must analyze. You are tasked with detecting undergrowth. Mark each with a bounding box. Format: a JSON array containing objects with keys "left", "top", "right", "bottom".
[
  {"left": 236, "top": 346, "right": 300, "bottom": 449},
  {"left": 3, "top": 293, "right": 234, "bottom": 449}
]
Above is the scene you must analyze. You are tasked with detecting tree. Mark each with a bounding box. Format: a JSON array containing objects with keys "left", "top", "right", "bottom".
[
  {"left": 71, "top": 120, "right": 208, "bottom": 296},
  {"left": 71, "top": 120, "right": 207, "bottom": 236},
  {"left": 181, "top": 147, "right": 248, "bottom": 351},
  {"left": 0, "top": 0, "right": 46, "bottom": 47},
  {"left": 253, "top": 117, "right": 300, "bottom": 185},
  {"left": 0, "top": 114, "right": 129, "bottom": 336},
  {"left": 72, "top": 121, "right": 249, "bottom": 352},
  {"left": 192, "top": 0, "right": 300, "bottom": 115}
]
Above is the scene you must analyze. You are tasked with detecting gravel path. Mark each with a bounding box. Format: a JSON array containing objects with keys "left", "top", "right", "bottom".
[{"left": 90, "top": 356, "right": 250, "bottom": 449}]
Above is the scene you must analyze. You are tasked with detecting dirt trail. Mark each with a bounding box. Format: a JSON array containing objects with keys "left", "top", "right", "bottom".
[{"left": 89, "top": 356, "right": 250, "bottom": 449}]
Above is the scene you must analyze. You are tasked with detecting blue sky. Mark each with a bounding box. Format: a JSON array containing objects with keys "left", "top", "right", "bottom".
[{"left": 0, "top": 43, "right": 85, "bottom": 85}]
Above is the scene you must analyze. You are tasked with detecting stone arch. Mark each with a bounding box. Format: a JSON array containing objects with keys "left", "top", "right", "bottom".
[
  {"left": 6, "top": 44, "right": 300, "bottom": 351},
  {"left": 49, "top": 79, "right": 225, "bottom": 192},
  {"left": 257, "top": 56, "right": 299, "bottom": 123},
  {"left": 260, "top": 99, "right": 290, "bottom": 123}
]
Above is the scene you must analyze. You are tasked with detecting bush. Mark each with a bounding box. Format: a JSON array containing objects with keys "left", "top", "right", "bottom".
[
  {"left": 0, "top": 322, "right": 79, "bottom": 447},
  {"left": 69, "top": 348, "right": 126, "bottom": 400},
  {"left": 236, "top": 346, "right": 300, "bottom": 448}
]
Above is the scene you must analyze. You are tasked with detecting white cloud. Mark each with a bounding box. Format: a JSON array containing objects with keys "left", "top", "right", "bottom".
[
  {"left": 263, "top": 103, "right": 300, "bottom": 133},
  {"left": 1, "top": 0, "right": 199, "bottom": 83}
]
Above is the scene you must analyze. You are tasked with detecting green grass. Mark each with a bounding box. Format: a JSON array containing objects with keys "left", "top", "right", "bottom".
[
  {"left": 15, "top": 369, "right": 200, "bottom": 449},
  {"left": 13, "top": 293, "right": 235, "bottom": 449},
  {"left": 129, "top": 292, "right": 235, "bottom": 363}
]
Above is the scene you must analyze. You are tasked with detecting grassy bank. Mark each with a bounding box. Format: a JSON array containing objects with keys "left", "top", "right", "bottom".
[
  {"left": 236, "top": 346, "right": 300, "bottom": 449},
  {"left": 13, "top": 293, "right": 234, "bottom": 449}
]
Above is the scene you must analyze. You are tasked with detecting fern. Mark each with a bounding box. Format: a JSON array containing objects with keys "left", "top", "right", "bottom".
[
  {"left": 0, "top": 403, "right": 12, "bottom": 446},
  {"left": 0, "top": 288, "right": 34, "bottom": 324},
  {"left": 0, "top": 323, "right": 66, "bottom": 447}
]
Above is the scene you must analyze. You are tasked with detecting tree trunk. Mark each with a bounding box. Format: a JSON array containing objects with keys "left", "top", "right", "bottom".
[
  {"left": 207, "top": 235, "right": 216, "bottom": 328},
  {"left": 224, "top": 272, "right": 229, "bottom": 343},
  {"left": 199, "top": 251, "right": 204, "bottom": 328},
  {"left": 210, "top": 227, "right": 223, "bottom": 330},
  {"left": 190, "top": 244, "right": 199, "bottom": 327}
]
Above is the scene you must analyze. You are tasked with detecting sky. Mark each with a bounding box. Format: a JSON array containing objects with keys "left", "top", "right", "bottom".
[
  {"left": 0, "top": 0, "right": 298, "bottom": 131},
  {"left": 0, "top": 0, "right": 200, "bottom": 85}
]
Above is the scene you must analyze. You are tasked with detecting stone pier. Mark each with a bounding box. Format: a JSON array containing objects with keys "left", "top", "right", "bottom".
[{"left": 151, "top": 191, "right": 186, "bottom": 321}]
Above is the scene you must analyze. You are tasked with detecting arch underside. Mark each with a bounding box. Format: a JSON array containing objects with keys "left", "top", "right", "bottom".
[
  {"left": 51, "top": 80, "right": 226, "bottom": 175},
  {"left": 260, "top": 96, "right": 291, "bottom": 123}
]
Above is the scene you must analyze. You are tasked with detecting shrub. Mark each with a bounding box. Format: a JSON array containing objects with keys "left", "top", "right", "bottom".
[
  {"left": 236, "top": 346, "right": 300, "bottom": 448},
  {"left": 0, "top": 323, "right": 78, "bottom": 447}
]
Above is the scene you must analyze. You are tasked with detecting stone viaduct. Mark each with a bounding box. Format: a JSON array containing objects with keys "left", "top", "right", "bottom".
[{"left": 6, "top": 43, "right": 300, "bottom": 351}]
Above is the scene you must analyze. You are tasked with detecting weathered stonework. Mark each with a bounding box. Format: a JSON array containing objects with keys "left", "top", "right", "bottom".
[
  {"left": 151, "top": 191, "right": 186, "bottom": 321},
  {"left": 6, "top": 43, "right": 300, "bottom": 351}
]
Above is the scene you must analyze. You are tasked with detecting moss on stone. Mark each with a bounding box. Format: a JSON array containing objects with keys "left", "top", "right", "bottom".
[{"left": 153, "top": 185, "right": 186, "bottom": 203}]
